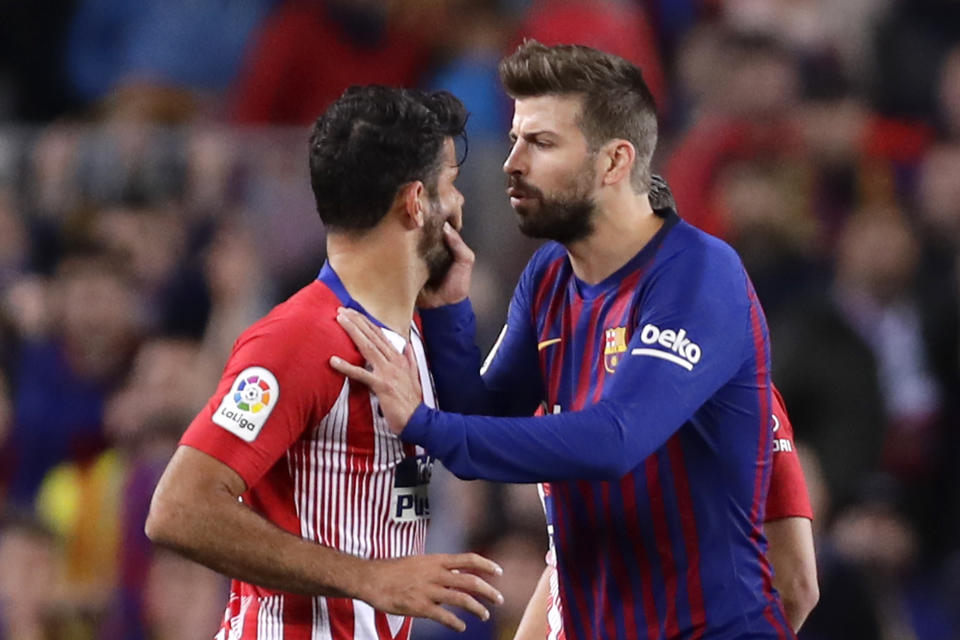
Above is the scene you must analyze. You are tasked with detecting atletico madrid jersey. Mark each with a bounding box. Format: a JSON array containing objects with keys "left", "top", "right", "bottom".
[
  {"left": 409, "top": 211, "right": 796, "bottom": 640},
  {"left": 181, "top": 262, "right": 436, "bottom": 640}
]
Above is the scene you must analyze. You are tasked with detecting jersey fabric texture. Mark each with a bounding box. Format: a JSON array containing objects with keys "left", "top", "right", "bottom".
[
  {"left": 181, "top": 262, "right": 435, "bottom": 640},
  {"left": 542, "top": 387, "right": 813, "bottom": 640},
  {"left": 408, "top": 211, "right": 795, "bottom": 640}
]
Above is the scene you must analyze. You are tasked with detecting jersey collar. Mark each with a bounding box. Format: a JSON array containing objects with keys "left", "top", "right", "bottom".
[{"left": 317, "top": 261, "right": 389, "bottom": 330}]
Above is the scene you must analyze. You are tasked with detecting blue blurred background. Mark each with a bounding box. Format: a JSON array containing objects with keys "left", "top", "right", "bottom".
[{"left": 1, "top": 0, "right": 960, "bottom": 638}]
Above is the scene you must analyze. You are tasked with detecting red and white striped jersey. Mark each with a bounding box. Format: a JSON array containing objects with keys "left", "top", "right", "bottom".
[{"left": 181, "top": 264, "right": 437, "bottom": 640}]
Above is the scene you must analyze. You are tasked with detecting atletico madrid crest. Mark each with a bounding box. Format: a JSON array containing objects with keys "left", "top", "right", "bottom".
[{"left": 603, "top": 326, "right": 628, "bottom": 373}]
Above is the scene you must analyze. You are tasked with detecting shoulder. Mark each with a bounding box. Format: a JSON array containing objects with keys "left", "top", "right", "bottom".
[
  {"left": 654, "top": 220, "right": 748, "bottom": 288},
  {"left": 232, "top": 280, "right": 359, "bottom": 364}
]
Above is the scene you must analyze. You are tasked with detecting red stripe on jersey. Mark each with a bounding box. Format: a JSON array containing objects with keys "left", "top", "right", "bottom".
[
  {"left": 646, "top": 453, "right": 680, "bottom": 638},
  {"left": 573, "top": 300, "right": 604, "bottom": 410},
  {"left": 554, "top": 483, "right": 593, "bottom": 640},
  {"left": 748, "top": 297, "right": 793, "bottom": 640},
  {"left": 242, "top": 593, "right": 260, "bottom": 637},
  {"left": 665, "top": 437, "right": 707, "bottom": 639},
  {"left": 533, "top": 257, "right": 566, "bottom": 322},
  {"left": 619, "top": 475, "right": 661, "bottom": 640},
  {"left": 600, "top": 482, "right": 639, "bottom": 640},
  {"left": 574, "top": 481, "right": 613, "bottom": 640},
  {"left": 327, "top": 598, "right": 356, "bottom": 639},
  {"left": 283, "top": 597, "right": 313, "bottom": 640},
  {"left": 590, "top": 271, "right": 643, "bottom": 406},
  {"left": 375, "top": 610, "right": 412, "bottom": 640}
]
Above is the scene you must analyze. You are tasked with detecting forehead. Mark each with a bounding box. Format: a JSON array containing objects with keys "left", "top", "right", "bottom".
[{"left": 510, "top": 95, "right": 584, "bottom": 133}]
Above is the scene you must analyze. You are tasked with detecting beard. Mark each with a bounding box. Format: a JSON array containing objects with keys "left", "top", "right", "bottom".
[
  {"left": 508, "top": 163, "right": 598, "bottom": 245},
  {"left": 418, "top": 198, "right": 455, "bottom": 292}
]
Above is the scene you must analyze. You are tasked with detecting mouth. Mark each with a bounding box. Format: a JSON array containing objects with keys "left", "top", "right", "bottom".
[{"left": 507, "top": 187, "right": 533, "bottom": 208}]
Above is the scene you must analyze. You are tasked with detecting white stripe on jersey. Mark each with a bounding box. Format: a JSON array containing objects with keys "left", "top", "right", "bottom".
[
  {"left": 312, "top": 597, "right": 332, "bottom": 640},
  {"left": 354, "top": 601, "right": 377, "bottom": 640},
  {"left": 257, "top": 595, "right": 284, "bottom": 640}
]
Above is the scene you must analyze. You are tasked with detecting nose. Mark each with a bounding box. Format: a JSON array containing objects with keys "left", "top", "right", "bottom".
[{"left": 503, "top": 141, "right": 524, "bottom": 176}]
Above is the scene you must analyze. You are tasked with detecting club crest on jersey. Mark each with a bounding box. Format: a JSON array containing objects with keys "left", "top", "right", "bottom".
[
  {"left": 212, "top": 366, "right": 279, "bottom": 442},
  {"left": 603, "top": 326, "right": 628, "bottom": 373}
]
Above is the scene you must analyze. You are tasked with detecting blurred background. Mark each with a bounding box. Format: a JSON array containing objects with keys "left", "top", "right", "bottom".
[{"left": 0, "top": 0, "right": 959, "bottom": 638}]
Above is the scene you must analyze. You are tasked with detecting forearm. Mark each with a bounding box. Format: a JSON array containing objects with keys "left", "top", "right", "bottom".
[
  {"left": 421, "top": 301, "right": 541, "bottom": 417},
  {"left": 765, "top": 517, "right": 819, "bottom": 631},
  {"left": 420, "top": 301, "right": 493, "bottom": 414},
  {"left": 146, "top": 448, "right": 369, "bottom": 599},
  {"left": 513, "top": 565, "right": 551, "bottom": 640},
  {"left": 403, "top": 398, "right": 670, "bottom": 482}
]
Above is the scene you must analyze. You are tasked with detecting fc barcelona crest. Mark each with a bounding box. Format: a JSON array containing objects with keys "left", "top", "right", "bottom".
[{"left": 603, "top": 326, "right": 628, "bottom": 373}]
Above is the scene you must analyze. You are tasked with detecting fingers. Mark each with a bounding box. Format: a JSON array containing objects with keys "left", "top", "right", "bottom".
[
  {"left": 445, "top": 552, "right": 504, "bottom": 578},
  {"left": 442, "top": 222, "right": 475, "bottom": 264},
  {"left": 423, "top": 605, "right": 467, "bottom": 632},
  {"left": 433, "top": 587, "right": 490, "bottom": 624},
  {"left": 336, "top": 309, "right": 394, "bottom": 360},
  {"left": 444, "top": 570, "right": 504, "bottom": 606},
  {"left": 329, "top": 356, "right": 376, "bottom": 387}
]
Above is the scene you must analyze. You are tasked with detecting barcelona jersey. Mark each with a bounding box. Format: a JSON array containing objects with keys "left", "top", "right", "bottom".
[{"left": 405, "top": 212, "right": 794, "bottom": 639}]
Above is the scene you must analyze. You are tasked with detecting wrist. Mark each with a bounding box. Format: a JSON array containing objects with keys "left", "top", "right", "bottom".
[{"left": 345, "top": 556, "right": 378, "bottom": 603}]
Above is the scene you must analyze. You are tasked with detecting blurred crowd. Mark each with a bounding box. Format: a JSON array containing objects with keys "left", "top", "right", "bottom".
[{"left": 1, "top": 0, "right": 960, "bottom": 639}]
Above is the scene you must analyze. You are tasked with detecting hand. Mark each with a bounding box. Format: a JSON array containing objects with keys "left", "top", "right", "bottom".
[
  {"left": 417, "top": 222, "right": 475, "bottom": 308},
  {"left": 330, "top": 308, "right": 422, "bottom": 434},
  {"left": 356, "top": 553, "right": 504, "bottom": 632}
]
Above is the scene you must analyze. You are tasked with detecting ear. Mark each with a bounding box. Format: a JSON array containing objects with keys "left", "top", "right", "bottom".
[
  {"left": 599, "top": 140, "right": 636, "bottom": 187},
  {"left": 399, "top": 181, "right": 426, "bottom": 230}
]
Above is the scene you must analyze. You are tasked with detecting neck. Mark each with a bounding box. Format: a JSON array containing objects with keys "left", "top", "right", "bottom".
[
  {"left": 565, "top": 190, "right": 664, "bottom": 284},
  {"left": 326, "top": 227, "right": 425, "bottom": 337}
]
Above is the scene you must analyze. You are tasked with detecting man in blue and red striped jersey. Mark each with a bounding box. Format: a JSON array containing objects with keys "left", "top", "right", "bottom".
[{"left": 332, "top": 42, "right": 802, "bottom": 639}]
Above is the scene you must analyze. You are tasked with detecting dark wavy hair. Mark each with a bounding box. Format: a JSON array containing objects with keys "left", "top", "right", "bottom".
[
  {"left": 500, "top": 40, "right": 657, "bottom": 192},
  {"left": 309, "top": 86, "right": 468, "bottom": 231}
]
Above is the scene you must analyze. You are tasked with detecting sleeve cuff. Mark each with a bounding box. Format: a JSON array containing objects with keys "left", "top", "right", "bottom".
[
  {"left": 401, "top": 403, "right": 434, "bottom": 446},
  {"left": 418, "top": 299, "right": 473, "bottom": 332}
]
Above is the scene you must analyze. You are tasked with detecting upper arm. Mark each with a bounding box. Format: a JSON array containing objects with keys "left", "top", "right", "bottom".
[
  {"left": 146, "top": 444, "right": 247, "bottom": 543},
  {"left": 602, "top": 247, "right": 752, "bottom": 422},
  {"left": 765, "top": 386, "right": 814, "bottom": 521},
  {"left": 180, "top": 322, "right": 344, "bottom": 489},
  {"left": 153, "top": 444, "right": 247, "bottom": 507}
]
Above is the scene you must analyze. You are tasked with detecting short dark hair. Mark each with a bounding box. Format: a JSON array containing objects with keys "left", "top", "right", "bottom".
[
  {"left": 309, "top": 86, "right": 468, "bottom": 231},
  {"left": 499, "top": 40, "right": 658, "bottom": 191}
]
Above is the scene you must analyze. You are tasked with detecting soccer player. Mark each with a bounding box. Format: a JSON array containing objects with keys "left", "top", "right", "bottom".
[
  {"left": 331, "top": 42, "right": 805, "bottom": 638},
  {"left": 145, "top": 86, "right": 503, "bottom": 639},
  {"left": 507, "top": 183, "right": 817, "bottom": 640}
]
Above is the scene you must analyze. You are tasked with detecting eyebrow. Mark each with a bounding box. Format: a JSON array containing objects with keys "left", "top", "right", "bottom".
[{"left": 509, "top": 130, "right": 556, "bottom": 141}]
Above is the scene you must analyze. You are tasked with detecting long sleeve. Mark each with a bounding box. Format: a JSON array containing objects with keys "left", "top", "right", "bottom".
[
  {"left": 404, "top": 247, "right": 761, "bottom": 483},
  {"left": 420, "top": 261, "right": 545, "bottom": 418}
]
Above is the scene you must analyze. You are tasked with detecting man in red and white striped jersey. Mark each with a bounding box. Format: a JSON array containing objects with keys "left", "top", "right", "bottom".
[{"left": 146, "top": 86, "right": 503, "bottom": 639}]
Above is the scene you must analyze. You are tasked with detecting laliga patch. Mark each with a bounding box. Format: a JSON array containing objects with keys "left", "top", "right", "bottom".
[{"left": 212, "top": 366, "right": 279, "bottom": 442}]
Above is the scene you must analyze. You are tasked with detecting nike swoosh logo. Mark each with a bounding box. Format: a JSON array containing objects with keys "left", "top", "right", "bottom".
[{"left": 538, "top": 338, "right": 562, "bottom": 351}]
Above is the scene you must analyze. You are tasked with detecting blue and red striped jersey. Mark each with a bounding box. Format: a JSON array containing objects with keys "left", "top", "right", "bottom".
[{"left": 407, "top": 211, "right": 793, "bottom": 639}]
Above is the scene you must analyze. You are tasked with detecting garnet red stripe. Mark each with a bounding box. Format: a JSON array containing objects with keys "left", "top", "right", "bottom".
[
  {"left": 747, "top": 291, "right": 791, "bottom": 640},
  {"left": 601, "top": 481, "right": 638, "bottom": 640},
  {"left": 665, "top": 436, "right": 707, "bottom": 639},
  {"left": 553, "top": 482, "right": 593, "bottom": 640},
  {"left": 646, "top": 453, "right": 680, "bottom": 638},
  {"left": 620, "top": 474, "right": 661, "bottom": 640},
  {"left": 572, "top": 298, "right": 604, "bottom": 411},
  {"left": 533, "top": 257, "right": 566, "bottom": 321}
]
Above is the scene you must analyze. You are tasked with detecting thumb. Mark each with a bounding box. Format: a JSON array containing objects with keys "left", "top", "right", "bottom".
[{"left": 443, "top": 222, "right": 474, "bottom": 263}]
